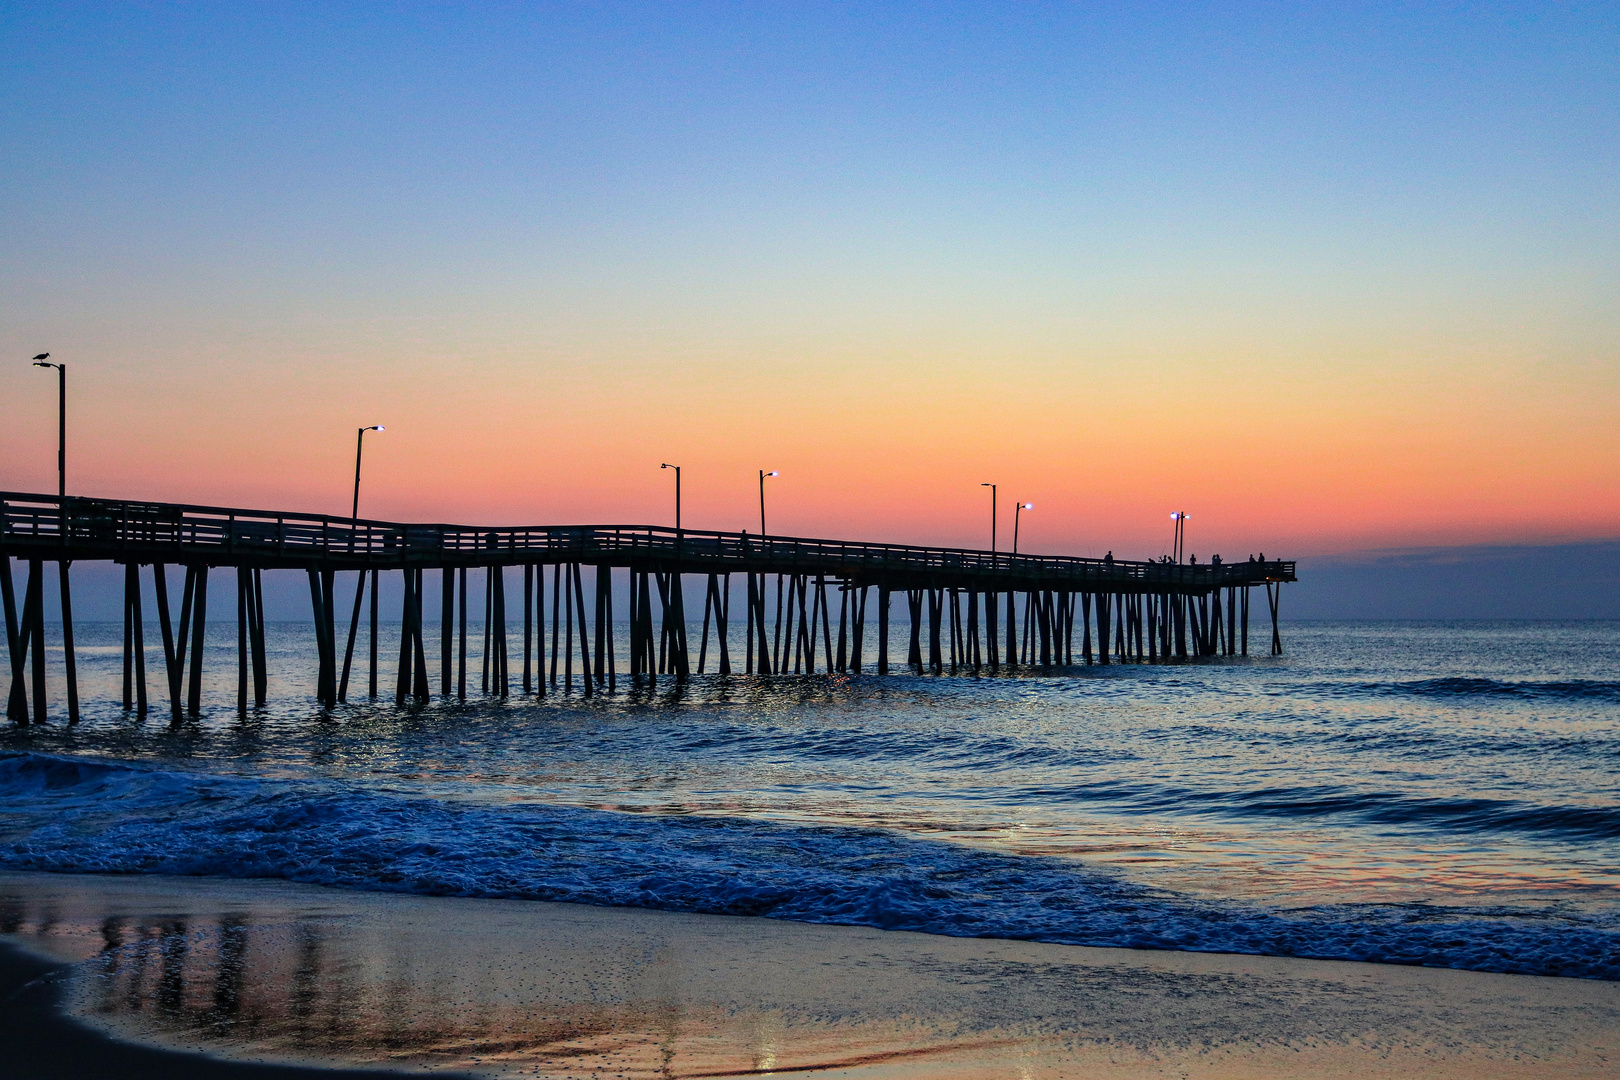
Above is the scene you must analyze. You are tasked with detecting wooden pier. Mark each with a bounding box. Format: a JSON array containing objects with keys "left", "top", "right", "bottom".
[{"left": 2, "top": 492, "right": 1295, "bottom": 723}]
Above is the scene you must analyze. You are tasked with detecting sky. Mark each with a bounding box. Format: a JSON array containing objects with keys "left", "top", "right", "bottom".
[{"left": 2, "top": 2, "right": 1616, "bottom": 563}]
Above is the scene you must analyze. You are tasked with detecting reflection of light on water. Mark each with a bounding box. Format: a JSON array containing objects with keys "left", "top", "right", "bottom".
[{"left": 752, "top": 1011, "right": 783, "bottom": 1072}]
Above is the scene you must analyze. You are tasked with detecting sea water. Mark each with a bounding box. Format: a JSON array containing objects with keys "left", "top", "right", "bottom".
[{"left": 2, "top": 619, "right": 1616, "bottom": 979}]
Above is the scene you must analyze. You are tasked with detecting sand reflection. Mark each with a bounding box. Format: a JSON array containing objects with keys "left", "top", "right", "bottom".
[{"left": 4, "top": 872, "right": 1620, "bottom": 1079}]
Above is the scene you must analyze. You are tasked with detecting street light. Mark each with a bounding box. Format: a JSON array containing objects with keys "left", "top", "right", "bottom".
[
  {"left": 31, "top": 355, "right": 64, "bottom": 498},
  {"left": 980, "top": 483, "right": 996, "bottom": 552},
  {"left": 758, "top": 470, "right": 778, "bottom": 535},
  {"left": 1170, "top": 511, "right": 1190, "bottom": 563},
  {"left": 352, "top": 425, "right": 384, "bottom": 519},
  {"left": 1012, "top": 502, "right": 1034, "bottom": 554},
  {"left": 661, "top": 463, "right": 681, "bottom": 531}
]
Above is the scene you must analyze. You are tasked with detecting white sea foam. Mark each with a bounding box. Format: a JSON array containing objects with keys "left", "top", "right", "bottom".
[{"left": 3, "top": 750, "right": 1615, "bottom": 980}]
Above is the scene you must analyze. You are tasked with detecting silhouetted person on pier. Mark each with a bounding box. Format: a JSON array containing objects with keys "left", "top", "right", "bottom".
[
  {"left": 1212, "top": 554, "right": 1221, "bottom": 566},
  {"left": 1104, "top": 551, "right": 1113, "bottom": 566},
  {"left": 1189, "top": 555, "right": 1197, "bottom": 564}
]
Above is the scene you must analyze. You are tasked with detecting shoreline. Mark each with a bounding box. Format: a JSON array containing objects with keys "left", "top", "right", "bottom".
[{"left": 4, "top": 870, "right": 1619, "bottom": 1078}]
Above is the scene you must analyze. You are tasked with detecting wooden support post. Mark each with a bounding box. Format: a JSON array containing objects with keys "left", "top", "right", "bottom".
[
  {"left": 1241, "top": 586, "right": 1250, "bottom": 655},
  {"left": 187, "top": 566, "right": 208, "bottom": 716},
  {"left": 985, "top": 591, "right": 999, "bottom": 671},
  {"left": 629, "top": 569, "right": 641, "bottom": 675},
  {"left": 523, "top": 564, "right": 534, "bottom": 694},
  {"left": 494, "top": 565, "right": 509, "bottom": 697},
  {"left": 570, "top": 563, "right": 592, "bottom": 695},
  {"left": 718, "top": 573, "right": 731, "bottom": 675},
  {"left": 2, "top": 557, "right": 23, "bottom": 723},
  {"left": 338, "top": 570, "right": 365, "bottom": 703},
  {"left": 394, "top": 568, "right": 412, "bottom": 706},
  {"left": 877, "top": 585, "right": 890, "bottom": 674},
  {"left": 594, "top": 565, "right": 608, "bottom": 684},
  {"left": 854, "top": 584, "right": 869, "bottom": 673},
  {"left": 907, "top": 589, "right": 923, "bottom": 674},
  {"left": 604, "top": 567, "right": 616, "bottom": 691},
  {"left": 237, "top": 568, "right": 250, "bottom": 712},
  {"left": 1263, "top": 582, "right": 1276, "bottom": 660},
  {"left": 699, "top": 573, "right": 715, "bottom": 674},
  {"left": 154, "top": 564, "right": 182, "bottom": 722},
  {"left": 784, "top": 579, "right": 803, "bottom": 670},
  {"left": 1176, "top": 593, "right": 1189, "bottom": 658},
  {"left": 1016, "top": 590, "right": 1029, "bottom": 665},
  {"left": 458, "top": 567, "right": 469, "bottom": 700},
  {"left": 1037, "top": 590, "right": 1052, "bottom": 668},
  {"left": 1116, "top": 593, "right": 1127, "bottom": 662},
  {"left": 836, "top": 582, "right": 849, "bottom": 673},
  {"left": 442, "top": 568, "right": 454, "bottom": 697},
  {"left": 744, "top": 573, "right": 757, "bottom": 674},
  {"left": 817, "top": 577, "right": 833, "bottom": 674},
  {"left": 28, "top": 561, "right": 46, "bottom": 725},
  {"left": 563, "top": 563, "right": 575, "bottom": 691},
  {"left": 637, "top": 570, "right": 656, "bottom": 682},
  {"left": 947, "top": 588, "right": 960, "bottom": 673},
  {"left": 1228, "top": 587, "right": 1238, "bottom": 656},
  {"left": 1005, "top": 591, "right": 1017, "bottom": 667},
  {"left": 413, "top": 569, "right": 431, "bottom": 702},
  {"left": 1080, "top": 593, "right": 1092, "bottom": 664},
  {"left": 309, "top": 570, "right": 329, "bottom": 707},
  {"left": 321, "top": 570, "right": 337, "bottom": 705},
  {"left": 927, "top": 588, "right": 942, "bottom": 674},
  {"left": 122, "top": 564, "right": 136, "bottom": 709},
  {"left": 541, "top": 566, "right": 554, "bottom": 693},
  {"left": 1095, "top": 591, "right": 1110, "bottom": 666},
  {"left": 966, "top": 588, "right": 980, "bottom": 671},
  {"left": 481, "top": 567, "right": 493, "bottom": 694},
  {"left": 550, "top": 563, "right": 563, "bottom": 685},
  {"left": 130, "top": 563, "right": 148, "bottom": 714},
  {"left": 777, "top": 573, "right": 790, "bottom": 676},
  {"left": 58, "top": 561, "right": 79, "bottom": 723},
  {"left": 250, "top": 568, "right": 266, "bottom": 707},
  {"left": 1147, "top": 594, "right": 1158, "bottom": 663},
  {"left": 6, "top": 561, "right": 35, "bottom": 724}
]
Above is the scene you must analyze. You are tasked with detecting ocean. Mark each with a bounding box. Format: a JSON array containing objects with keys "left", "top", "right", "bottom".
[{"left": 2, "top": 618, "right": 1617, "bottom": 980}]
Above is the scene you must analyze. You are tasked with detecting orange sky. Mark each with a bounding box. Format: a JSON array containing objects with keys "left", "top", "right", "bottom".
[{"left": 3, "top": 6, "right": 1616, "bottom": 560}]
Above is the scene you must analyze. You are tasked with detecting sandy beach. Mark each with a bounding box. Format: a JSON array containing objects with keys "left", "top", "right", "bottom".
[{"left": 3, "top": 870, "right": 1616, "bottom": 1079}]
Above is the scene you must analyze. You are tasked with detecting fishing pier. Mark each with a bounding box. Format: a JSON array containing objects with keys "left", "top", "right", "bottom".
[{"left": 3, "top": 492, "right": 1295, "bottom": 723}]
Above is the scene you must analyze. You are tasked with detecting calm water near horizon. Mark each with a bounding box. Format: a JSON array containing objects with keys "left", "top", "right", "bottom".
[{"left": 3, "top": 619, "right": 1617, "bottom": 979}]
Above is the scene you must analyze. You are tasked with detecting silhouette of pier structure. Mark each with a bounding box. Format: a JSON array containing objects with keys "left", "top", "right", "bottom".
[{"left": 3, "top": 492, "right": 1295, "bottom": 723}]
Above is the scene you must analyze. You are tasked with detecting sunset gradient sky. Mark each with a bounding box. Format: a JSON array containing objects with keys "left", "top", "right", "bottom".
[{"left": 3, "top": 3, "right": 1616, "bottom": 561}]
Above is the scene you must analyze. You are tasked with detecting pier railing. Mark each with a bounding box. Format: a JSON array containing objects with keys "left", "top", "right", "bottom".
[{"left": 0, "top": 492, "right": 1294, "bottom": 591}]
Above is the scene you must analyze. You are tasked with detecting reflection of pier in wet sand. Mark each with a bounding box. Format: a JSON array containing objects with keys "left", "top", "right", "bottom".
[{"left": 4, "top": 872, "right": 1618, "bottom": 1079}]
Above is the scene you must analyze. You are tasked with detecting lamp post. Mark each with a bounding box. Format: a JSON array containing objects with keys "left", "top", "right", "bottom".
[
  {"left": 1170, "top": 511, "right": 1189, "bottom": 563},
  {"left": 661, "top": 464, "right": 681, "bottom": 531},
  {"left": 1012, "top": 502, "right": 1034, "bottom": 554},
  {"left": 758, "top": 470, "right": 778, "bottom": 534},
  {"left": 31, "top": 355, "right": 64, "bottom": 498},
  {"left": 352, "top": 425, "right": 385, "bottom": 519},
  {"left": 980, "top": 483, "right": 996, "bottom": 553}
]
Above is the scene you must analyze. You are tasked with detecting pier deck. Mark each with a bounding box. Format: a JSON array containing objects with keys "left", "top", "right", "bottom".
[{"left": 3, "top": 492, "right": 1294, "bottom": 722}]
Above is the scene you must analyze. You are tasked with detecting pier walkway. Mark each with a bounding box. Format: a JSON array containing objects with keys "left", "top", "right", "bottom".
[{"left": 3, "top": 492, "right": 1295, "bottom": 722}]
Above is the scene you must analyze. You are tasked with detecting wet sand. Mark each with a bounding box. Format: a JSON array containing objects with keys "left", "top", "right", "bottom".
[{"left": 2, "top": 870, "right": 1617, "bottom": 1079}]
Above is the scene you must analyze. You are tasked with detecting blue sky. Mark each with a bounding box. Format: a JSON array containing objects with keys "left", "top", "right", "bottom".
[{"left": 3, "top": 3, "right": 1617, "bottom": 556}]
